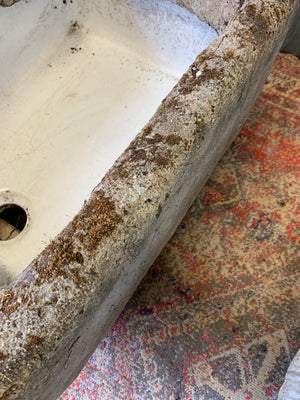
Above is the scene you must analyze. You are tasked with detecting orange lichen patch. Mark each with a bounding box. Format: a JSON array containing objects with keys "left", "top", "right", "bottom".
[
  {"left": 66, "top": 190, "right": 123, "bottom": 251},
  {"left": 34, "top": 240, "right": 83, "bottom": 284},
  {"left": 244, "top": 3, "right": 257, "bottom": 18},
  {"left": 110, "top": 124, "right": 183, "bottom": 180},
  {"left": 179, "top": 66, "right": 224, "bottom": 96},
  {"left": 0, "top": 385, "right": 21, "bottom": 400},
  {"left": 110, "top": 158, "right": 130, "bottom": 180},
  {"left": 54, "top": 242, "right": 82, "bottom": 267},
  {"left": 1, "top": 193, "right": 122, "bottom": 315},
  {"left": 228, "top": 3, "right": 273, "bottom": 45},
  {"left": 27, "top": 335, "right": 45, "bottom": 346},
  {"left": 33, "top": 191, "right": 122, "bottom": 285},
  {"left": 165, "top": 134, "right": 182, "bottom": 146},
  {"left": 159, "top": 95, "right": 181, "bottom": 111},
  {"left": 237, "top": 2, "right": 289, "bottom": 42},
  {"left": 195, "top": 48, "right": 218, "bottom": 65},
  {"left": 144, "top": 133, "right": 164, "bottom": 145},
  {"left": 199, "top": 68, "right": 224, "bottom": 82},
  {"left": 224, "top": 48, "right": 235, "bottom": 60},
  {"left": 273, "top": 6, "right": 284, "bottom": 22},
  {"left": 141, "top": 125, "right": 153, "bottom": 138},
  {"left": 144, "top": 133, "right": 182, "bottom": 147},
  {"left": 0, "top": 288, "right": 30, "bottom": 317},
  {"left": 193, "top": 46, "right": 236, "bottom": 71},
  {"left": 128, "top": 148, "right": 147, "bottom": 163},
  {"left": 0, "top": 288, "right": 20, "bottom": 316}
]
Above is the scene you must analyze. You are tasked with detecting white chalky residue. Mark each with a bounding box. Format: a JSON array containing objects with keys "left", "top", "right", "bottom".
[{"left": 0, "top": 0, "right": 218, "bottom": 281}]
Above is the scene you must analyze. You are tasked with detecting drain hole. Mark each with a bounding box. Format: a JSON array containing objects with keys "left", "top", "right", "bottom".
[{"left": 0, "top": 204, "right": 27, "bottom": 241}]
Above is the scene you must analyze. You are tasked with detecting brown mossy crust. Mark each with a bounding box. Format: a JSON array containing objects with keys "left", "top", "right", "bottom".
[
  {"left": 0, "top": 0, "right": 20, "bottom": 6},
  {"left": 33, "top": 240, "right": 86, "bottom": 285},
  {"left": 141, "top": 125, "right": 153, "bottom": 137},
  {"left": 151, "top": 154, "right": 170, "bottom": 167},
  {"left": 172, "top": 44, "right": 240, "bottom": 99},
  {"left": 179, "top": 66, "right": 224, "bottom": 96},
  {"left": 32, "top": 190, "right": 122, "bottom": 287},
  {"left": 111, "top": 125, "right": 183, "bottom": 180},
  {"left": 27, "top": 335, "right": 45, "bottom": 346},
  {"left": 0, "top": 286, "right": 31, "bottom": 317},
  {"left": 236, "top": 1, "right": 291, "bottom": 43},
  {"left": 70, "top": 190, "right": 122, "bottom": 251},
  {"left": 0, "top": 386, "right": 21, "bottom": 400},
  {"left": 0, "top": 193, "right": 125, "bottom": 325},
  {"left": 164, "top": 134, "right": 182, "bottom": 146},
  {"left": 242, "top": 3, "right": 269, "bottom": 36},
  {"left": 0, "top": 289, "right": 20, "bottom": 316}
]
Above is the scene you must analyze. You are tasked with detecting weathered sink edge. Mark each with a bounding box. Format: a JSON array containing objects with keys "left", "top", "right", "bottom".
[{"left": 0, "top": 0, "right": 298, "bottom": 399}]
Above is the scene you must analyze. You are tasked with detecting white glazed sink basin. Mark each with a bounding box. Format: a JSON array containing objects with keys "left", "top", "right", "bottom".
[
  {"left": 0, "top": 0, "right": 298, "bottom": 399},
  {"left": 0, "top": 0, "right": 217, "bottom": 283}
]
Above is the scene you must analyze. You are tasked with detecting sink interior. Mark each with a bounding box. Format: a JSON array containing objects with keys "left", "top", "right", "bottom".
[{"left": 0, "top": 0, "right": 218, "bottom": 283}]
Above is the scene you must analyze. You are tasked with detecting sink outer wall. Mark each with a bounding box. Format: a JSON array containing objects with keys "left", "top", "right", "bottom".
[
  {"left": 171, "top": 0, "right": 244, "bottom": 30},
  {"left": 0, "top": 0, "right": 299, "bottom": 399}
]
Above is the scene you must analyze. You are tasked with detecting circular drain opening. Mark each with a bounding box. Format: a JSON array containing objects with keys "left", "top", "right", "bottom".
[{"left": 0, "top": 204, "right": 27, "bottom": 241}]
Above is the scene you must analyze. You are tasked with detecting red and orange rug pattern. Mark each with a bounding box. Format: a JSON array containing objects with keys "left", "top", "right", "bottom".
[{"left": 61, "top": 53, "right": 300, "bottom": 400}]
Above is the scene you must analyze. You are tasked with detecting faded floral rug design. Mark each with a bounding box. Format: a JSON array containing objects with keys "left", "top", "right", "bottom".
[{"left": 60, "top": 53, "right": 300, "bottom": 400}]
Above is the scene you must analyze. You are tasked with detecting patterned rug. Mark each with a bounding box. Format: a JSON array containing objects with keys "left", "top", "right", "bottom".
[{"left": 60, "top": 53, "right": 300, "bottom": 400}]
